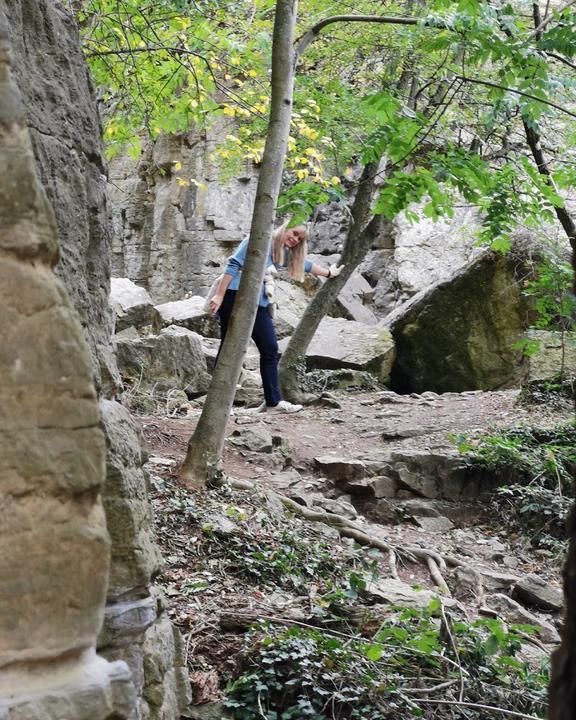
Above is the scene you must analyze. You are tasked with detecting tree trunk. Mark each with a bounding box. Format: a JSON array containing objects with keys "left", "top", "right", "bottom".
[
  {"left": 180, "top": 0, "right": 298, "bottom": 488},
  {"left": 550, "top": 505, "right": 576, "bottom": 719},
  {"left": 279, "top": 162, "right": 380, "bottom": 403}
]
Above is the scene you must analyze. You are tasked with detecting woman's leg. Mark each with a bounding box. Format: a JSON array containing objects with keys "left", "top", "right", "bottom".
[{"left": 251, "top": 305, "right": 281, "bottom": 407}]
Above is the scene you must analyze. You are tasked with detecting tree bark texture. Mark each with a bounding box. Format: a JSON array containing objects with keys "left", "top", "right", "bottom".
[
  {"left": 180, "top": 0, "right": 298, "bottom": 487},
  {"left": 550, "top": 508, "right": 576, "bottom": 719},
  {"left": 279, "top": 162, "right": 380, "bottom": 403}
]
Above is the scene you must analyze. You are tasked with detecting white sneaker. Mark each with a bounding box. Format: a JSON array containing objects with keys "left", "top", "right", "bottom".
[{"left": 267, "top": 400, "right": 303, "bottom": 414}]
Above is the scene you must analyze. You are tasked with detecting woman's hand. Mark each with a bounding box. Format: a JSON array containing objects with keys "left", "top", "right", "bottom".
[
  {"left": 328, "top": 263, "right": 345, "bottom": 278},
  {"left": 209, "top": 293, "right": 224, "bottom": 318}
]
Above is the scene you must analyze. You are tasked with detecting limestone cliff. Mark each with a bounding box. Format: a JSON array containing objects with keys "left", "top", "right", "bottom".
[{"left": 0, "top": 2, "right": 190, "bottom": 718}]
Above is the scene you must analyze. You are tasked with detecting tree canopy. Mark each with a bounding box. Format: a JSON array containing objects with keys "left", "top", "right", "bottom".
[{"left": 80, "top": 0, "right": 576, "bottom": 253}]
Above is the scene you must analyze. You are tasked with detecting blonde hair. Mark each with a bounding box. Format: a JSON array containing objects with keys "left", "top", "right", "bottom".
[{"left": 271, "top": 223, "right": 309, "bottom": 282}]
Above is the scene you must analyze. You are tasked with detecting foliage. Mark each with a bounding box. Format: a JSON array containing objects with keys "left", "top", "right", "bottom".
[
  {"left": 521, "top": 250, "right": 576, "bottom": 333},
  {"left": 455, "top": 423, "right": 576, "bottom": 547},
  {"left": 225, "top": 602, "right": 549, "bottom": 719},
  {"left": 79, "top": 0, "right": 576, "bottom": 241},
  {"left": 213, "top": 528, "right": 367, "bottom": 593}
]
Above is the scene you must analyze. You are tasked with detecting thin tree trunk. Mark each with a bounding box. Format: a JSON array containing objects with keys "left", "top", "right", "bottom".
[
  {"left": 279, "top": 53, "right": 452, "bottom": 404},
  {"left": 522, "top": 119, "right": 576, "bottom": 292},
  {"left": 180, "top": 0, "right": 298, "bottom": 488},
  {"left": 279, "top": 162, "right": 380, "bottom": 403}
]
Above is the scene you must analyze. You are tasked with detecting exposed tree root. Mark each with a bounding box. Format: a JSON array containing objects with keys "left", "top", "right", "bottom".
[{"left": 228, "top": 477, "right": 468, "bottom": 597}]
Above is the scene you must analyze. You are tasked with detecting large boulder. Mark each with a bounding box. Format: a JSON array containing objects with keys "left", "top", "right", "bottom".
[
  {"left": 115, "top": 325, "right": 211, "bottom": 396},
  {"left": 281, "top": 316, "right": 395, "bottom": 381},
  {"left": 153, "top": 295, "right": 220, "bottom": 338},
  {"left": 273, "top": 278, "right": 310, "bottom": 339},
  {"left": 111, "top": 278, "right": 158, "bottom": 332},
  {"left": 383, "top": 252, "right": 529, "bottom": 393}
]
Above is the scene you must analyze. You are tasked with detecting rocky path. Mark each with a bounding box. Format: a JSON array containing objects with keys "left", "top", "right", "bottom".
[{"left": 141, "top": 388, "right": 569, "bottom": 717}]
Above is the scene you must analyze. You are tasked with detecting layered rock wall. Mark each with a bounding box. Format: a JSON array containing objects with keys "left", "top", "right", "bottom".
[
  {"left": 0, "top": 2, "right": 190, "bottom": 718},
  {"left": 109, "top": 130, "right": 258, "bottom": 302},
  {"left": 0, "top": 8, "right": 132, "bottom": 717}
]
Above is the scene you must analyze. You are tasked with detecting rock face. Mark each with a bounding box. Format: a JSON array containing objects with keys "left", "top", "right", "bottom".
[
  {"left": 283, "top": 316, "right": 395, "bottom": 381},
  {"left": 0, "top": 8, "right": 131, "bottom": 716},
  {"left": 527, "top": 329, "right": 576, "bottom": 380},
  {"left": 153, "top": 296, "right": 220, "bottom": 338},
  {"left": 111, "top": 278, "right": 158, "bottom": 332},
  {"left": 0, "top": 2, "right": 191, "bottom": 718},
  {"left": 115, "top": 325, "right": 211, "bottom": 396},
  {"left": 109, "top": 130, "right": 258, "bottom": 302},
  {"left": 385, "top": 252, "right": 529, "bottom": 393}
]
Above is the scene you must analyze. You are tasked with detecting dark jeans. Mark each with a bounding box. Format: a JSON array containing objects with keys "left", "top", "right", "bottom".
[{"left": 216, "top": 290, "right": 281, "bottom": 407}]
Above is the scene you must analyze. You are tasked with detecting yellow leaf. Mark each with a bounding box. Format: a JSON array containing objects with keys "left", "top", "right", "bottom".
[
  {"left": 173, "top": 161, "right": 182, "bottom": 171},
  {"left": 176, "top": 177, "right": 189, "bottom": 187},
  {"left": 331, "top": 176, "right": 341, "bottom": 185}
]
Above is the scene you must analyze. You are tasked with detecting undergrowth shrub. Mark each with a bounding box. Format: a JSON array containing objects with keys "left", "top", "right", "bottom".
[
  {"left": 519, "top": 375, "right": 575, "bottom": 411},
  {"left": 225, "top": 602, "right": 549, "bottom": 719},
  {"left": 455, "top": 423, "right": 576, "bottom": 550}
]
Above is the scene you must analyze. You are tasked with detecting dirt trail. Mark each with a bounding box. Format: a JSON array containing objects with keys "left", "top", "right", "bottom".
[
  {"left": 142, "top": 388, "right": 569, "bottom": 712},
  {"left": 143, "top": 388, "right": 563, "bottom": 478}
]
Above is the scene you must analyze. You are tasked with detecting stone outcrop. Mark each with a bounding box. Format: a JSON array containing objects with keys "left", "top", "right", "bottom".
[
  {"left": 111, "top": 278, "right": 158, "bottom": 333},
  {"left": 153, "top": 296, "right": 220, "bottom": 338},
  {"left": 115, "top": 325, "right": 211, "bottom": 397},
  {"left": 281, "top": 316, "right": 395, "bottom": 381},
  {"left": 0, "top": 2, "right": 191, "bottom": 718},
  {"left": 384, "top": 251, "right": 529, "bottom": 393},
  {"left": 109, "top": 130, "right": 258, "bottom": 302},
  {"left": 0, "top": 9, "right": 131, "bottom": 715},
  {"left": 526, "top": 329, "right": 576, "bottom": 380}
]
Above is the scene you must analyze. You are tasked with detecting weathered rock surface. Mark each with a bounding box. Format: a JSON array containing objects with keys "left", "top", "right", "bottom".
[
  {"left": 272, "top": 278, "right": 311, "bottom": 339},
  {"left": 527, "top": 329, "right": 576, "bottom": 381},
  {"left": 487, "top": 594, "right": 560, "bottom": 643},
  {"left": 384, "top": 251, "right": 529, "bottom": 393},
  {"left": 282, "top": 316, "right": 395, "bottom": 381},
  {"left": 1, "top": 1, "right": 192, "bottom": 716},
  {"left": 361, "top": 578, "right": 438, "bottom": 608},
  {"left": 0, "top": 657, "right": 135, "bottom": 720},
  {"left": 0, "top": 9, "right": 131, "bottom": 714},
  {"left": 335, "top": 271, "right": 379, "bottom": 325},
  {"left": 512, "top": 574, "right": 563, "bottom": 613},
  {"left": 153, "top": 296, "right": 220, "bottom": 338},
  {"left": 109, "top": 128, "right": 258, "bottom": 303},
  {"left": 111, "top": 278, "right": 158, "bottom": 332},
  {"left": 115, "top": 325, "right": 211, "bottom": 396},
  {"left": 100, "top": 401, "right": 163, "bottom": 597},
  {"left": 229, "top": 424, "right": 274, "bottom": 453}
]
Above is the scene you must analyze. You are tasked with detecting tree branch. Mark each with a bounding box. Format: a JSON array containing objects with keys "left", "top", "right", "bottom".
[
  {"left": 532, "top": 0, "right": 576, "bottom": 34},
  {"left": 295, "top": 14, "right": 418, "bottom": 58},
  {"left": 455, "top": 74, "right": 576, "bottom": 118}
]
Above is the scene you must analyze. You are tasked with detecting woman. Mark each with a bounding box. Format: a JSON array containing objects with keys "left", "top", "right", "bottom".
[{"left": 209, "top": 224, "right": 344, "bottom": 413}]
